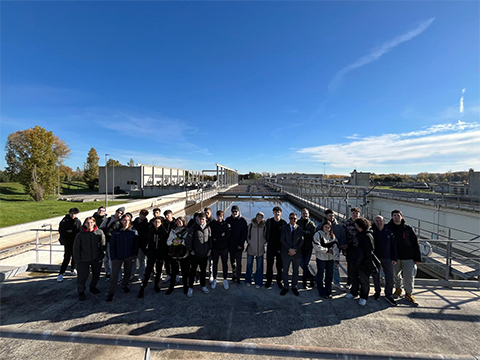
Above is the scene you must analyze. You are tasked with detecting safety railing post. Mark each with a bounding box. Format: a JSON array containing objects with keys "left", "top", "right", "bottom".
[
  {"left": 35, "top": 230, "right": 39, "bottom": 264},
  {"left": 49, "top": 224, "right": 53, "bottom": 264},
  {"left": 445, "top": 241, "right": 452, "bottom": 281}
]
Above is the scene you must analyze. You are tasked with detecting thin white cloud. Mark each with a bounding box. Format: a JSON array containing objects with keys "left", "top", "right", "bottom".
[
  {"left": 297, "top": 121, "right": 480, "bottom": 171},
  {"left": 88, "top": 109, "right": 212, "bottom": 156},
  {"left": 329, "top": 18, "right": 435, "bottom": 91},
  {"left": 460, "top": 88, "right": 466, "bottom": 115}
]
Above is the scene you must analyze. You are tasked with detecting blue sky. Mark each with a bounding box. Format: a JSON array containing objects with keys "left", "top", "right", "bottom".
[{"left": 1, "top": 1, "right": 479, "bottom": 175}]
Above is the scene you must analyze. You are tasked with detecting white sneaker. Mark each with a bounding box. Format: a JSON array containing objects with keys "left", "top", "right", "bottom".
[
  {"left": 57, "top": 274, "right": 63, "bottom": 282},
  {"left": 70, "top": 269, "right": 77, "bottom": 276},
  {"left": 187, "top": 288, "right": 193, "bottom": 298},
  {"left": 358, "top": 298, "right": 367, "bottom": 306},
  {"left": 223, "top": 279, "right": 229, "bottom": 290},
  {"left": 163, "top": 275, "right": 171, "bottom": 283},
  {"left": 211, "top": 279, "right": 217, "bottom": 289},
  {"left": 345, "top": 293, "right": 355, "bottom": 299},
  {"left": 209, "top": 274, "right": 214, "bottom": 283},
  {"left": 201, "top": 286, "right": 210, "bottom": 294}
]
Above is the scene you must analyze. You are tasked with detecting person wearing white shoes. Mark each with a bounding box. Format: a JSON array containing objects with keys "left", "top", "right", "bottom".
[
  {"left": 186, "top": 212, "right": 212, "bottom": 297},
  {"left": 57, "top": 208, "right": 81, "bottom": 282},
  {"left": 166, "top": 217, "right": 190, "bottom": 295}
]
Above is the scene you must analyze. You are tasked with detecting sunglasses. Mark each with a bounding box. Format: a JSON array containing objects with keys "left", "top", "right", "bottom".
[{"left": 289, "top": 217, "right": 297, "bottom": 220}]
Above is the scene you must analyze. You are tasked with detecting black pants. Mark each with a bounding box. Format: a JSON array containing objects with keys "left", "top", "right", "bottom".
[
  {"left": 169, "top": 257, "right": 190, "bottom": 291},
  {"left": 142, "top": 256, "right": 165, "bottom": 288},
  {"left": 212, "top": 248, "right": 229, "bottom": 280},
  {"left": 76, "top": 259, "right": 102, "bottom": 293},
  {"left": 189, "top": 255, "right": 208, "bottom": 288},
  {"left": 349, "top": 262, "right": 370, "bottom": 300},
  {"left": 229, "top": 250, "right": 243, "bottom": 282},
  {"left": 60, "top": 240, "right": 75, "bottom": 274},
  {"left": 265, "top": 246, "right": 283, "bottom": 284},
  {"left": 109, "top": 256, "right": 135, "bottom": 295}
]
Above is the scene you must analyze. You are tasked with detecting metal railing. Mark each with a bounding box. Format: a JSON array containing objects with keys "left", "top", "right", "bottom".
[{"left": 0, "top": 327, "right": 477, "bottom": 360}]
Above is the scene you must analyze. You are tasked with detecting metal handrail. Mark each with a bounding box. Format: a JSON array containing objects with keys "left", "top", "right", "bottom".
[{"left": 0, "top": 327, "right": 477, "bottom": 360}]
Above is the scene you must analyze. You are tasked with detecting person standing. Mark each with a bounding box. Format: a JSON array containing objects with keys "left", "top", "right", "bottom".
[
  {"left": 345, "top": 217, "right": 375, "bottom": 306},
  {"left": 246, "top": 212, "right": 267, "bottom": 288},
  {"left": 99, "top": 207, "right": 125, "bottom": 281},
  {"left": 92, "top": 206, "right": 107, "bottom": 228},
  {"left": 297, "top": 208, "right": 316, "bottom": 289},
  {"left": 57, "top": 207, "right": 82, "bottom": 282},
  {"left": 209, "top": 210, "right": 231, "bottom": 290},
  {"left": 107, "top": 213, "right": 139, "bottom": 302},
  {"left": 280, "top": 212, "right": 304, "bottom": 296},
  {"left": 371, "top": 215, "right": 397, "bottom": 306},
  {"left": 166, "top": 217, "right": 190, "bottom": 295},
  {"left": 343, "top": 207, "right": 361, "bottom": 289},
  {"left": 161, "top": 210, "right": 177, "bottom": 285},
  {"left": 389, "top": 210, "right": 421, "bottom": 307},
  {"left": 186, "top": 212, "right": 212, "bottom": 297},
  {"left": 226, "top": 205, "right": 248, "bottom": 285},
  {"left": 73, "top": 217, "right": 105, "bottom": 300},
  {"left": 321, "top": 209, "right": 347, "bottom": 290},
  {"left": 312, "top": 220, "right": 339, "bottom": 299},
  {"left": 138, "top": 217, "right": 165, "bottom": 298},
  {"left": 265, "top": 206, "right": 287, "bottom": 289},
  {"left": 131, "top": 209, "right": 150, "bottom": 282}
]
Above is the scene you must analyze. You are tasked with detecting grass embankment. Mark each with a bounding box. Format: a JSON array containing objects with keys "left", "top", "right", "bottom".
[{"left": 0, "top": 182, "right": 124, "bottom": 228}]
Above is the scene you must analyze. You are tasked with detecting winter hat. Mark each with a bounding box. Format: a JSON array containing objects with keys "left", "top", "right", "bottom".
[
  {"left": 256, "top": 212, "right": 264, "bottom": 218},
  {"left": 231, "top": 205, "right": 239, "bottom": 212},
  {"left": 116, "top": 207, "right": 126, "bottom": 214}
]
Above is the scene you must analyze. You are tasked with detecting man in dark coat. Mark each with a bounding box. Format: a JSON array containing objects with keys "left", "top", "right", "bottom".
[{"left": 57, "top": 207, "right": 82, "bottom": 282}]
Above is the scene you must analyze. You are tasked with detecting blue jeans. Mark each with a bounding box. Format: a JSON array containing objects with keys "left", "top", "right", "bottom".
[
  {"left": 246, "top": 254, "right": 264, "bottom": 286},
  {"left": 131, "top": 248, "right": 146, "bottom": 279},
  {"left": 316, "top": 259, "right": 334, "bottom": 297},
  {"left": 300, "top": 249, "right": 314, "bottom": 282},
  {"left": 333, "top": 262, "right": 340, "bottom": 286}
]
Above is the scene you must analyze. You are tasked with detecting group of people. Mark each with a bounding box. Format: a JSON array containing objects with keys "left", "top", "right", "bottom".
[{"left": 57, "top": 203, "right": 421, "bottom": 307}]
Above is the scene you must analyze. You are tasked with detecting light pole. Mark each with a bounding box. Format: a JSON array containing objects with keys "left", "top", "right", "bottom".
[
  {"left": 105, "top": 154, "right": 109, "bottom": 208},
  {"left": 112, "top": 162, "right": 115, "bottom": 202}
]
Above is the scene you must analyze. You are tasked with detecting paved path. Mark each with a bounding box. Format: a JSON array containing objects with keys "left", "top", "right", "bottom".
[{"left": 0, "top": 270, "right": 479, "bottom": 359}]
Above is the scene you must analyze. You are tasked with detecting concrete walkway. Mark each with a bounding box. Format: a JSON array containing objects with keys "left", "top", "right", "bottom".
[{"left": 0, "top": 269, "right": 479, "bottom": 359}]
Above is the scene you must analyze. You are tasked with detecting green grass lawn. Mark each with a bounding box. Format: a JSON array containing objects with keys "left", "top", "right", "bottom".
[{"left": 0, "top": 182, "right": 124, "bottom": 228}]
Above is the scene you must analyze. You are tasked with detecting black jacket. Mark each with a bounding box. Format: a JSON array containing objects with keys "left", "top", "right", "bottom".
[
  {"left": 58, "top": 215, "right": 81, "bottom": 245},
  {"left": 110, "top": 227, "right": 139, "bottom": 261},
  {"left": 132, "top": 217, "right": 150, "bottom": 252},
  {"left": 280, "top": 224, "right": 304, "bottom": 259},
  {"left": 371, "top": 223, "right": 397, "bottom": 261},
  {"left": 297, "top": 217, "right": 316, "bottom": 251},
  {"left": 225, "top": 214, "right": 248, "bottom": 252},
  {"left": 266, "top": 217, "right": 287, "bottom": 249},
  {"left": 73, "top": 227, "right": 106, "bottom": 263},
  {"left": 146, "top": 226, "right": 168, "bottom": 259},
  {"left": 210, "top": 219, "right": 231, "bottom": 250},
  {"left": 388, "top": 219, "right": 421, "bottom": 262},
  {"left": 186, "top": 222, "right": 212, "bottom": 258}
]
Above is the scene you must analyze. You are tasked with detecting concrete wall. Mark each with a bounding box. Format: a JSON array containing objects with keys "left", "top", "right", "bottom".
[
  {"left": 469, "top": 169, "right": 480, "bottom": 196},
  {"left": 99, "top": 166, "right": 141, "bottom": 193},
  {"left": 370, "top": 197, "right": 480, "bottom": 240}
]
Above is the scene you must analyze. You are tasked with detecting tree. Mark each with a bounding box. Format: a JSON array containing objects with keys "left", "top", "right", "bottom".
[
  {"left": 5, "top": 126, "right": 70, "bottom": 201},
  {"left": 106, "top": 159, "right": 122, "bottom": 167},
  {"left": 127, "top": 158, "right": 135, "bottom": 167},
  {"left": 84, "top": 148, "right": 99, "bottom": 190}
]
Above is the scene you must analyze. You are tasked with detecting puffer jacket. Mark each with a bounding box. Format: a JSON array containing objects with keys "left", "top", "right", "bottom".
[
  {"left": 312, "top": 230, "right": 339, "bottom": 262},
  {"left": 246, "top": 218, "right": 267, "bottom": 257},
  {"left": 73, "top": 227, "right": 105, "bottom": 263},
  {"left": 110, "top": 227, "right": 139, "bottom": 261},
  {"left": 58, "top": 215, "right": 81, "bottom": 245},
  {"left": 186, "top": 222, "right": 212, "bottom": 258}
]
